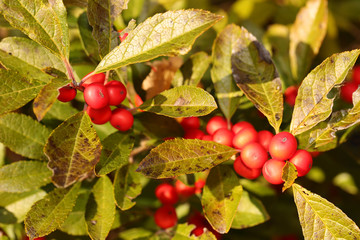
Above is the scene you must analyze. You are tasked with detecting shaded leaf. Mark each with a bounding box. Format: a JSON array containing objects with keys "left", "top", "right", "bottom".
[
  {"left": 282, "top": 161, "right": 298, "bottom": 192},
  {"left": 118, "top": 228, "right": 153, "bottom": 240},
  {"left": 44, "top": 101, "right": 79, "bottom": 121},
  {"left": 137, "top": 139, "right": 237, "bottom": 179},
  {"left": 0, "top": 113, "right": 51, "bottom": 159},
  {"left": 231, "top": 26, "right": 283, "bottom": 133},
  {"left": 182, "top": 51, "right": 211, "bottom": 86},
  {"left": 333, "top": 172, "right": 359, "bottom": 195},
  {"left": 139, "top": 86, "right": 217, "bottom": 118},
  {"left": 45, "top": 112, "right": 102, "bottom": 188},
  {"left": 201, "top": 165, "right": 243, "bottom": 234},
  {"left": 77, "top": 12, "right": 100, "bottom": 62},
  {"left": 293, "top": 183, "right": 360, "bottom": 240},
  {"left": 94, "top": 9, "right": 222, "bottom": 72},
  {"left": 239, "top": 179, "right": 276, "bottom": 197},
  {"left": 290, "top": 49, "right": 360, "bottom": 135},
  {"left": 25, "top": 182, "right": 81, "bottom": 239},
  {"left": 173, "top": 223, "right": 217, "bottom": 240}
]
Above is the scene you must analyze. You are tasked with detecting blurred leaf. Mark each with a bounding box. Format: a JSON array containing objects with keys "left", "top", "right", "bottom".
[
  {"left": 202, "top": 165, "right": 243, "bottom": 234},
  {"left": 290, "top": 0, "right": 328, "bottom": 82},
  {"left": 137, "top": 139, "right": 237, "bottom": 179},
  {"left": 0, "top": 161, "right": 52, "bottom": 193},
  {"left": 211, "top": 24, "right": 242, "bottom": 120},
  {"left": 44, "top": 101, "right": 79, "bottom": 121},
  {"left": 77, "top": 12, "right": 100, "bottom": 62},
  {"left": 182, "top": 51, "right": 211, "bottom": 86},
  {"left": 231, "top": 26, "right": 283, "bottom": 133},
  {"left": 0, "top": 143, "right": 5, "bottom": 167},
  {"left": 95, "top": 131, "right": 135, "bottom": 176},
  {"left": 86, "top": 176, "right": 115, "bottom": 240},
  {"left": 239, "top": 179, "right": 276, "bottom": 197},
  {"left": 63, "top": 0, "right": 87, "bottom": 7},
  {"left": 290, "top": 49, "right": 360, "bottom": 136},
  {"left": 282, "top": 161, "right": 298, "bottom": 192},
  {"left": 0, "top": 113, "right": 51, "bottom": 160},
  {"left": 118, "top": 228, "right": 153, "bottom": 240},
  {"left": 139, "top": 86, "right": 217, "bottom": 118},
  {"left": 94, "top": 9, "right": 222, "bottom": 72},
  {"left": 293, "top": 183, "right": 360, "bottom": 240},
  {"left": 87, "top": 0, "right": 128, "bottom": 58},
  {"left": 333, "top": 172, "right": 358, "bottom": 195},
  {"left": 232, "top": 190, "right": 269, "bottom": 229},
  {"left": 24, "top": 182, "right": 81, "bottom": 239},
  {"left": 114, "top": 164, "right": 143, "bottom": 210},
  {"left": 173, "top": 223, "right": 217, "bottom": 240},
  {"left": 45, "top": 112, "right": 102, "bottom": 188},
  {"left": 0, "top": 0, "right": 70, "bottom": 59}
]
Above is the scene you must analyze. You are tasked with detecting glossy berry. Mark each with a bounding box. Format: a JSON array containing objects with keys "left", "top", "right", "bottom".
[
  {"left": 155, "top": 183, "right": 178, "bottom": 205},
  {"left": 352, "top": 65, "right": 360, "bottom": 84},
  {"left": 175, "top": 180, "right": 195, "bottom": 198},
  {"left": 241, "top": 142, "right": 268, "bottom": 169},
  {"left": 269, "top": 132, "right": 297, "bottom": 161},
  {"left": 105, "top": 80, "right": 127, "bottom": 106},
  {"left": 258, "top": 130, "right": 274, "bottom": 151},
  {"left": 289, "top": 149, "right": 313, "bottom": 177},
  {"left": 232, "top": 121, "right": 254, "bottom": 134},
  {"left": 81, "top": 72, "right": 106, "bottom": 88},
  {"left": 110, "top": 108, "right": 134, "bottom": 131},
  {"left": 233, "top": 156, "right": 262, "bottom": 180},
  {"left": 86, "top": 106, "right": 112, "bottom": 125},
  {"left": 284, "top": 86, "right": 298, "bottom": 106},
  {"left": 57, "top": 85, "right": 77, "bottom": 102},
  {"left": 206, "top": 116, "right": 228, "bottom": 135},
  {"left": 154, "top": 205, "right": 177, "bottom": 229},
  {"left": 201, "top": 135, "right": 213, "bottom": 141},
  {"left": 262, "top": 159, "right": 286, "bottom": 185},
  {"left": 212, "top": 128, "right": 234, "bottom": 147},
  {"left": 340, "top": 81, "right": 358, "bottom": 103},
  {"left": 184, "top": 129, "right": 205, "bottom": 139},
  {"left": 181, "top": 117, "right": 200, "bottom": 130},
  {"left": 232, "top": 127, "right": 258, "bottom": 150},
  {"left": 84, "top": 83, "right": 109, "bottom": 109}
]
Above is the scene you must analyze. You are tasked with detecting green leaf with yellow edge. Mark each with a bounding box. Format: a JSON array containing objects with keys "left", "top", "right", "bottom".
[
  {"left": 201, "top": 165, "right": 243, "bottom": 234},
  {"left": 77, "top": 12, "right": 100, "bottom": 62},
  {"left": 289, "top": 0, "right": 328, "bottom": 82},
  {"left": 0, "top": 161, "right": 52, "bottom": 193},
  {"left": 231, "top": 26, "right": 283, "bottom": 133},
  {"left": 95, "top": 131, "right": 135, "bottom": 176},
  {"left": 173, "top": 223, "right": 217, "bottom": 240},
  {"left": 231, "top": 190, "right": 269, "bottom": 229},
  {"left": 292, "top": 183, "right": 360, "bottom": 240},
  {"left": 85, "top": 176, "right": 115, "bottom": 240},
  {"left": 211, "top": 24, "right": 242, "bottom": 120},
  {"left": 45, "top": 112, "right": 102, "bottom": 188},
  {"left": 182, "top": 51, "right": 211, "bottom": 86},
  {"left": 24, "top": 182, "right": 81, "bottom": 239},
  {"left": 137, "top": 139, "right": 237, "bottom": 179},
  {"left": 282, "top": 161, "right": 298, "bottom": 192},
  {"left": 290, "top": 49, "right": 360, "bottom": 136},
  {"left": 114, "top": 164, "right": 143, "bottom": 210},
  {"left": 0, "top": 113, "right": 51, "bottom": 160},
  {"left": 94, "top": 9, "right": 223, "bottom": 73},
  {"left": 0, "top": 0, "right": 70, "bottom": 59},
  {"left": 139, "top": 86, "right": 217, "bottom": 118}
]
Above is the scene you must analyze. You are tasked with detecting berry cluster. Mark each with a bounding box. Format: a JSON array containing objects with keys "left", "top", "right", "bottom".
[
  {"left": 340, "top": 65, "right": 360, "bottom": 103},
  {"left": 57, "top": 72, "right": 133, "bottom": 131}
]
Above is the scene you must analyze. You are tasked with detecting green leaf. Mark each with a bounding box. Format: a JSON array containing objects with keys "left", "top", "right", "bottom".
[
  {"left": 201, "top": 165, "right": 243, "bottom": 234},
  {"left": 282, "top": 161, "right": 298, "bottom": 192},
  {"left": 85, "top": 176, "right": 115, "bottom": 240},
  {"left": 0, "top": 0, "right": 70, "bottom": 59},
  {"left": 114, "top": 164, "right": 143, "bottom": 210},
  {"left": 289, "top": 0, "right": 328, "bottom": 82},
  {"left": 139, "top": 86, "right": 217, "bottom": 118},
  {"left": 292, "top": 183, "right": 360, "bottom": 240},
  {"left": 173, "top": 223, "right": 217, "bottom": 240},
  {"left": 0, "top": 161, "right": 52, "bottom": 193},
  {"left": 211, "top": 24, "right": 243, "bottom": 120},
  {"left": 87, "top": 0, "right": 128, "bottom": 58},
  {"left": 118, "top": 228, "right": 153, "bottom": 240},
  {"left": 45, "top": 112, "right": 102, "bottom": 188},
  {"left": 182, "top": 51, "right": 211, "bottom": 86},
  {"left": 137, "top": 139, "right": 237, "bottom": 179},
  {"left": 231, "top": 190, "right": 269, "bottom": 229},
  {"left": 94, "top": 9, "right": 222, "bottom": 72},
  {"left": 0, "top": 113, "right": 51, "bottom": 159},
  {"left": 44, "top": 101, "right": 79, "bottom": 121},
  {"left": 290, "top": 49, "right": 360, "bottom": 136},
  {"left": 231, "top": 26, "right": 283, "bottom": 133},
  {"left": 24, "top": 182, "right": 81, "bottom": 239},
  {"left": 95, "top": 131, "right": 135, "bottom": 176}
]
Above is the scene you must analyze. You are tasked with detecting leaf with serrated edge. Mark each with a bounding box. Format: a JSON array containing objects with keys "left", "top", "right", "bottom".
[
  {"left": 293, "top": 183, "right": 360, "bottom": 240},
  {"left": 282, "top": 161, "right": 298, "bottom": 192},
  {"left": 173, "top": 223, "right": 217, "bottom": 240},
  {"left": 231, "top": 26, "right": 283, "bottom": 133},
  {"left": 77, "top": 12, "right": 100, "bottom": 62},
  {"left": 0, "top": 113, "right": 51, "bottom": 159},
  {"left": 139, "top": 86, "right": 217, "bottom": 118},
  {"left": 183, "top": 51, "right": 211, "bottom": 86},
  {"left": 290, "top": 49, "right": 360, "bottom": 136},
  {"left": 202, "top": 165, "right": 243, "bottom": 234},
  {"left": 94, "top": 9, "right": 223, "bottom": 73},
  {"left": 85, "top": 176, "right": 115, "bottom": 240},
  {"left": 232, "top": 190, "right": 269, "bottom": 229},
  {"left": 290, "top": 0, "right": 328, "bottom": 82},
  {"left": 211, "top": 24, "right": 242, "bottom": 120},
  {"left": 0, "top": 161, "right": 52, "bottom": 193},
  {"left": 137, "top": 139, "right": 237, "bottom": 179},
  {"left": 45, "top": 112, "right": 102, "bottom": 188}
]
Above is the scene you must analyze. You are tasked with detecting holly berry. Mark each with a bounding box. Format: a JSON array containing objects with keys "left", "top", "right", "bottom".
[
  {"left": 269, "top": 132, "right": 297, "bottom": 161},
  {"left": 175, "top": 180, "right": 195, "bottom": 198},
  {"left": 105, "top": 80, "right": 127, "bottom": 106},
  {"left": 86, "top": 106, "right": 112, "bottom": 125},
  {"left": 284, "top": 86, "right": 298, "bottom": 106},
  {"left": 231, "top": 121, "right": 254, "bottom": 134},
  {"left": 232, "top": 127, "right": 258, "bottom": 150},
  {"left": 184, "top": 129, "right": 205, "bottom": 139},
  {"left": 289, "top": 149, "right": 313, "bottom": 177},
  {"left": 262, "top": 159, "right": 286, "bottom": 185},
  {"left": 181, "top": 117, "right": 200, "bottom": 130},
  {"left": 206, "top": 116, "right": 228, "bottom": 135},
  {"left": 340, "top": 81, "right": 358, "bottom": 103},
  {"left": 233, "top": 156, "right": 262, "bottom": 180},
  {"left": 155, "top": 183, "right": 178, "bottom": 205},
  {"left": 212, "top": 128, "right": 234, "bottom": 147},
  {"left": 154, "top": 205, "right": 177, "bottom": 229},
  {"left": 352, "top": 65, "right": 360, "bottom": 84},
  {"left": 195, "top": 179, "right": 206, "bottom": 194},
  {"left": 258, "top": 130, "right": 274, "bottom": 151},
  {"left": 81, "top": 72, "right": 106, "bottom": 88},
  {"left": 110, "top": 108, "right": 134, "bottom": 131},
  {"left": 241, "top": 142, "right": 268, "bottom": 169},
  {"left": 84, "top": 83, "right": 109, "bottom": 109},
  {"left": 57, "top": 85, "right": 77, "bottom": 102}
]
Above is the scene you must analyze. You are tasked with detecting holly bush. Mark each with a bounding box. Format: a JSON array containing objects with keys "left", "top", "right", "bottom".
[{"left": 0, "top": 0, "right": 360, "bottom": 239}]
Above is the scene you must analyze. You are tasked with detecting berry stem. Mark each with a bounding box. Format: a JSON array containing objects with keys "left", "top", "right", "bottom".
[
  {"left": 105, "top": 70, "right": 110, "bottom": 83},
  {"left": 63, "top": 58, "right": 77, "bottom": 86}
]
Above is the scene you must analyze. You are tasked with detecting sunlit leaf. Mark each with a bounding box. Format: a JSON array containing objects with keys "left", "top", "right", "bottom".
[
  {"left": 182, "top": 51, "right": 211, "bottom": 86},
  {"left": 333, "top": 172, "right": 358, "bottom": 195},
  {"left": 77, "top": 12, "right": 100, "bottom": 62},
  {"left": 173, "top": 223, "right": 217, "bottom": 240},
  {"left": 282, "top": 161, "right": 298, "bottom": 192}
]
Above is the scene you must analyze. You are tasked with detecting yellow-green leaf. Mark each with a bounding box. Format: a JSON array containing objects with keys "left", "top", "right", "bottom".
[
  {"left": 182, "top": 51, "right": 211, "bottom": 86},
  {"left": 282, "top": 161, "right": 298, "bottom": 192}
]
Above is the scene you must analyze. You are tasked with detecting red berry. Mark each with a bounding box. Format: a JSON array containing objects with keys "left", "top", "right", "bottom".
[
  {"left": 110, "top": 108, "right": 134, "bottom": 131},
  {"left": 340, "top": 81, "right": 358, "bottom": 103},
  {"left": 81, "top": 72, "right": 106, "bottom": 88},
  {"left": 184, "top": 129, "right": 205, "bottom": 139},
  {"left": 57, "top": 85, "right": 77, "bottom": 102},
  {"left": 201, "top": 135, "right": 213, "bottom": 141},
  {"left": 233, "top": 156, "right": 262, "bottom": 180},
  {"left": 181, "top": 117, "right": 200, "bottom": 130},
  {"left": 269, "top": 132, "right": 297, "bottom": 161},
  {"left": 25, "top": 237, "right": 46, "bottom": 240},
  {"left": 154, "top": 205, "right": 177, "bottom": 229},
  {"left": 241, "top": 142, "right": 268, "bottom": 169},
  {"left": 175, "top": 180, "right": 195, "bottom": 198},
  {"left": 232, "top": 121, "right": 254, "bottom": 134},
  {"left": 192, "top": 226, "right": 205, "bottom": 236},
  {"left": 284, "top": 86, "right": 298, "bottom": 106},
  {"left": 105, "top": 80, "right": 127, "bottom": 106},
  {"left": 262, "top": 159, "right": 286, "bottom": 185},
  {"left": 155, "top": 183, "right": 178, "bottom": 205},
  {"left": 195, "top": 179, "right": 206, "bottom": 194},
  {"left": 86, "top": 106, "right": 112, "bottom": 125},
  {"left": 258, "top": 130, "right": 274, "bottom": 151},
  {"left": 310, "top": 151, "right": 321, "bottom": 157},
  {"left": 84, "top": 83, "right": 109, "bottom": 109},
  {"left": 289, "top": 149, "right": 313, "bottom": 177},
  {"left": 212, "top": 128, "right": 234, "bottom": 147},
  {"left": 352, "top": 65, "right": 360, "bottom": 84},
  {"left": 232, "top": 127, "right": 258, "bottom": 150},
  {"left": 206, "top": 116, "right": 228, "bottom": 135}
]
